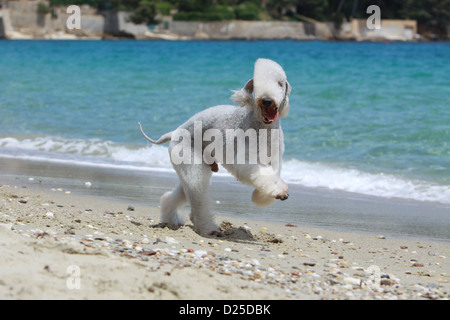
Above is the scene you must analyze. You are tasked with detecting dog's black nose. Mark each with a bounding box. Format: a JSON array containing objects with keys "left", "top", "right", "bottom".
[{"left": 261, "top": 97, "right": 273, "bottom": 107}]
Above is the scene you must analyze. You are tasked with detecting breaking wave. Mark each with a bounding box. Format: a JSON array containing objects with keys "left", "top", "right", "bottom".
[{"left": 1, "top": 136, "right": 449, "bottom": 205}]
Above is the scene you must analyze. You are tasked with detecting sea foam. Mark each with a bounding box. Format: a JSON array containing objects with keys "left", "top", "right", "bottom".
[{"left": 1, "top": 136, "right": 449, "bottom": 205}]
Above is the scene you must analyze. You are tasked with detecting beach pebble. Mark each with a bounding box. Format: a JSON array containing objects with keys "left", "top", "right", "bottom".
[
  {"left": 141, "top": 250, "right": 157, "bottom": 256},
  {"left": 324, "top": 263, "right": 339, "bottom": 269},
  {"left": 122, "top": 239, "right": 133, "bottom": 249},
  {"left": 344, "top": 277, "right": 361, "bottom": 287},
  {"left": 46, "top": 212, "right": 54, "bottom": 218},
  {"left": 194, "top": 250, "right": 208, "bottom": 258},
  {"left": 65, "top": 228, "right": 75, "bottom": 235},
  {"left": 251, "top": 259, "right": 260, "bottom": 266},
  {"left": 303, "top": 262, "right": 316, "bottom": 267},
  {"left": 165, "top": 237, "right": 179, "bottom": 244},
  {"left": 285, "top": 223, "right": 297, "bottom": 227},
  {"left": 127, "top": 205, "right": 134, "bottom": 211}
]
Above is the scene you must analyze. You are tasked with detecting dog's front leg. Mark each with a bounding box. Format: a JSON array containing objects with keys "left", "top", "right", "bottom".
[{"left": 249, "top": 167, "right": 289, "bottom": 207}]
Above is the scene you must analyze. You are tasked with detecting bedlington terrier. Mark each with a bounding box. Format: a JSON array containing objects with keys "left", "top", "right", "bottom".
[{"left": 139, "top": 58, "right": 291, "bottom": 236}]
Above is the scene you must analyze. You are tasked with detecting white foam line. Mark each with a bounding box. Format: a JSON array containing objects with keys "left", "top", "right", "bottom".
[
  {"left": 282, "top": 159, "right": 450, "bottom": 205},
  {"left": 1, "top": 136, "right": 449, "bottom": 205},
  {"left": 0, "top": 153, "right": 175, "bottom": 174}
]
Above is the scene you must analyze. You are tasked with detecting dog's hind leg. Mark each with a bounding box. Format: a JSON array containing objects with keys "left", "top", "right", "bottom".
[
  {"left": 160, "top": 184, "right": 187, "bottom": 228},
  {"left": 177, "top": 164, "right": 221, "bottom": 236}
]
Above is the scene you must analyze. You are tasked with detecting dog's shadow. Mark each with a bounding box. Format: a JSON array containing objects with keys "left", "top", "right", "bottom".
[{"left": 150, "top": 221, "right": 257, "bottom": 244}]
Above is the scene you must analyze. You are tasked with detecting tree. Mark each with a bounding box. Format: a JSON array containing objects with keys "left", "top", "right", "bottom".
[
  {"left": 400, "top": 0, "right": 450, "bottom": 37},
  {"left": 128, "top": 0, "right": 158, "bottom": 25}
]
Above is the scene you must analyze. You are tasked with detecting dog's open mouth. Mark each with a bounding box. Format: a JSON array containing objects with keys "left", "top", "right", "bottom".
[{"left": 261, "top": 106, "right": 279, "bottom": 124}]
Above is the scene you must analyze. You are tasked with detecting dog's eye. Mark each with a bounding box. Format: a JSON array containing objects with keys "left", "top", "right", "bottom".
[{"left": 278, "top": 81, "right": 284, "bottom": 88}]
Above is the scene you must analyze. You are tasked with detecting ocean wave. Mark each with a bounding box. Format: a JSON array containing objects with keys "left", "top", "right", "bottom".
[
  {"left": 282, "top": 159, "right": 450, "bottom": 204},
  {"left": 0, "top": 136, "right": 172, "bottom": 167},
  {"left": 1, "top": 136, "right": 449, "bottom": 205}
]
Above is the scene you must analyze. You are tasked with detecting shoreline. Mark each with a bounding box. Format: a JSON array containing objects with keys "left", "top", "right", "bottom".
[
  {"left": 0, "top": 156, "right": 449, "bottom": 242},
  {"left": 1, "top": 174, "right": 449, "bottom": 299},
  {"left": 1, "top": 37, "right": 443, "bottom": 42}
]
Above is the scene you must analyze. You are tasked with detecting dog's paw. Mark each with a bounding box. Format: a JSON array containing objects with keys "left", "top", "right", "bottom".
[
  {"left": 161, "top": 212, "right": 185, "bottom": 229},
  {"left": 192, "top": 217, "right": 222, "bottom": 237},
  {"left": 252, "top": 189, "right": 276, "bottom": 207},
  {"left": 270, "top": 181, "right": 289, "bottom": 201},
  {"left": 275, "top": 193, "right": 289, "bottom": 201}
]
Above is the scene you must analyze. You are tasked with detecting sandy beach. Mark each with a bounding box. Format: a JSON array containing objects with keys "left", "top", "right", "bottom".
[{"left": 0, "top": 163, "right": 449, "bottom": 300}]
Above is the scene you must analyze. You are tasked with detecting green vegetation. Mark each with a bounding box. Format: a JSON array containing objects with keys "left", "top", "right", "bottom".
[
  {"left": 234, "top": 2, "right": 262, "bottom": 21},
  {"left": 128, "top": 0, "right": 158, "bottom": 24},
  {"left": 37, "top": 2, "right": 51, "bottom": 14},
  {"left": 46, "top": 0, "right": 449, "bottom": 37},
  {"left": 171, "top": 1, "right": 266, "bottom": 22},
  {"left": 173, "top": 4, "right": 235, "bottom": 22}
]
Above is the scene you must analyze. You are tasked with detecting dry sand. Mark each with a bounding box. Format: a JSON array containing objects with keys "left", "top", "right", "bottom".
[{"left": 0, "top": 181, "right": 449, "bottom": 300}]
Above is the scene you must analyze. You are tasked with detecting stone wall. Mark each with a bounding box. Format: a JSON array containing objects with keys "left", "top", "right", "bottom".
[
  {"left": 169, "top": 20, "right": 335, "bottom": 40},
  {"left": 337, "top": 19, "right": 418, "bottom": 41},
  {"left": 169, "top": 19, "right": 418, "bottom": 41},
  {"left": 3, "top": 0, "right": 147, "bottom": 39},
  {"left": 5, "top": 0, "right": 105, "bottom": 38},
  {"left": 7, "top": 0, "right": 46, "bottom": 31},
  {"left": 359, "top": 19, "right": 417, "bottom": 41}
]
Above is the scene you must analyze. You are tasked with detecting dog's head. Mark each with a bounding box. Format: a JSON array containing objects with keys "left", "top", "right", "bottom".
[{"left": 231, "top": 58, "right": 291, "bottom": 124}]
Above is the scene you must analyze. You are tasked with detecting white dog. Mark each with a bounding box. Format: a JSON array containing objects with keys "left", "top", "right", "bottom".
[{"left": 139, "top": 58, "right": 291, "bottom": 236}]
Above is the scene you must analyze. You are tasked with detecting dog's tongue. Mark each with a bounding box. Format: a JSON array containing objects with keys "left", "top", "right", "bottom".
[{"left": 262, "top": 106, "right": 279, "bottom": 123}]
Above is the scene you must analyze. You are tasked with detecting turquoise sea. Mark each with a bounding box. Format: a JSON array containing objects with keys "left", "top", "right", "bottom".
[{"left": 0, "top": 40, "right": 449, "bottom": 205}]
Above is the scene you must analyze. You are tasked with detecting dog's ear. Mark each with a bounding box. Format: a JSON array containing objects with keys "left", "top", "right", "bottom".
[
  {"left": 243, "top": 78, "right": 254, "bottom": 94},
  {"left": 285, "top": 80, "right": 291, "bottom": 97},
  {"left": 230, "top": 78, "right": 255, "bottom": 108},
  {"left": 279, "top": 80, "right": 291, "bottom": 118}
]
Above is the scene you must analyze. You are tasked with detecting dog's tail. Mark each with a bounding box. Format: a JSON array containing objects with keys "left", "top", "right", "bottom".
[{"left": 138, "top": 122, "right": 172, "bottom": 145}]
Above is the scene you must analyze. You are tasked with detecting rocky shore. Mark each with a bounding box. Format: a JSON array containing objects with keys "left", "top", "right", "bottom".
[{"left": 0, "top": 2, "right": 419, "bottom": 41}]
